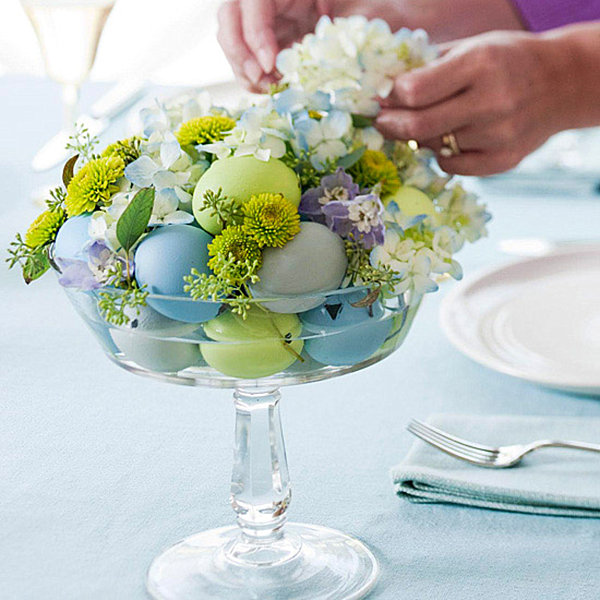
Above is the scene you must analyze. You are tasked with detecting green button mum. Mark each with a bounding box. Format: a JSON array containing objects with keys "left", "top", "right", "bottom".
[
  {"left": 101, "top": 136, "right": 142, "bottom": 166},
  {"left": 349, "top": 149, "right": 401, "bottom": 199},
  {"left": 65, "top": 156, "right": 125, "bottom": 217},
  {"left": 25, "top": 208, "right": 66, "bottom": 249},
  {"left": 208, "top": 225, "right": 263, "bottom": 278},
  {"left": 242, "top": 193, "right": 301, "bottom": 248},
  {"left": 176, "top": 116, "right": 236, "bottom": 147}
]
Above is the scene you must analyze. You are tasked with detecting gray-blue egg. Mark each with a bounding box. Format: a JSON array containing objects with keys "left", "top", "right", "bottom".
[
  {"left": 250, "top": 222, "right": 348, "bottom": 313},
  {"left": 111, "top": 329, "right": 201, "bottom": 373},
  {"left": 111, "top": 304, "right": 201, "bottom": 337},
  {"left": 53, "top": 214, "right": 92, "bottom": 261},
  {"left": 134, "top": 225, "right": 220, "bottom": 323},
  {"left": 301, "top": 293, "right": 393, "bottom": 366}
]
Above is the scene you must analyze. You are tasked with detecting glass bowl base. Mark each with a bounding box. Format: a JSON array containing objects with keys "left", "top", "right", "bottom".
[{"left": 146, "top": 523, "right": 379, "bottom": 600}]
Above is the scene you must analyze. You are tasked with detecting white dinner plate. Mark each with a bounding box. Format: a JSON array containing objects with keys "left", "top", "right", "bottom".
[{"left": 440, "top": 246, "right": 600, "bottom": 395}]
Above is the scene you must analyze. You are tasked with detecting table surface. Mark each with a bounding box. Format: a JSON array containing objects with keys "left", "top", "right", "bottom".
[{"left": 2, "top": 75, "right": 600, "bottom": 600}]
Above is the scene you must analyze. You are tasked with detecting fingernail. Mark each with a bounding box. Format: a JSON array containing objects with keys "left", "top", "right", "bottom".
[
  {"left": 256, "top": 48, "right": 274, "bottom": 73},
  {"left": 244, "top": 59, "right": 263, "bottom": 85}
]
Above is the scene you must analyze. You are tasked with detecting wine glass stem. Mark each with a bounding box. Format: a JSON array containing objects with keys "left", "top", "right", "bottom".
[
  {"left": 62, "top": 82, "right": 80, "bottom": 133},
  {"left": 230, "top": 388, "right": 292, "bottom": 547}
]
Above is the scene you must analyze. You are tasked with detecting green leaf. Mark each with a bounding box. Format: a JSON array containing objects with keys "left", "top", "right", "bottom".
[
  {"left": 116, "top": 187, "right": 155, "bottom": 253},
  {"left": 23, "top": 250, "right": 50, "bottom": 284},
  {"left": 62, "top": 154, "right": 79, "bottom": 187},
  {"left": 337, "top": 146, "right": 366, "bottom": 170},
  {"left": 351, "top": 114, "right": 374, "bottom": 128}
]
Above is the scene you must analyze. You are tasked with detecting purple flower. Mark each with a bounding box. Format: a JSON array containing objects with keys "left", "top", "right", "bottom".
[
  {"left": 322, "top": 193, "right": 385, "bottom": 249},
  {"left": 56, "top": 241, "right": 132, "bottom": 290},
  {"left": 56, "top": 258, "right": 102, "bottom": 290},
  {"left": 87, "top": 241, "right": 132, "bottom": 283},
  {"left": 299, "top": 167, "right": 360, "bottom": 223}
]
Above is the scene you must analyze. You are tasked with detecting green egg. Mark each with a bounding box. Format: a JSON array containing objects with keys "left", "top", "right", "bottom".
[
  {"left": 384, "top": 185, "right": 435, "bottom": 216},
  {"left": 200, "top": 307, "right": 304, "bottom": 379},
  {"left": 192, "top": 156, "right": 301, "bottom": 234}
]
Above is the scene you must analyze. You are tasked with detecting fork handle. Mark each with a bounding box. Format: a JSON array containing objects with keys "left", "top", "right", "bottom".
[{"left": 536, "top": 440, "right": 600, "bottom": 453}]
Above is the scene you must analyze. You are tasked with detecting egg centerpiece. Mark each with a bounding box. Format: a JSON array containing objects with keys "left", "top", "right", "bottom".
[
  {"left": 134, "top": 224, "right": 220, "bottom": 323},
  {"left": 193, "top": 156, "right": 301, "bottom": 235}
]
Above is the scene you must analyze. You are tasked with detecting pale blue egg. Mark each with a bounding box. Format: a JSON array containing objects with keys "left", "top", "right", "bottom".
[
  {"left": 53, "top": 214, "right": 92, "bottom": 261},
  {"left": 250, "top": 222, "right": 347, "bottom": 313},
  {"left": 301, "top": 293, "right": 392, "bottom": 366},
  {"left": 134, "top": 225, "right": 220, "bottom": 323},
  {"left": 111, "top": 329, "right": 201, "bottom": 373}
]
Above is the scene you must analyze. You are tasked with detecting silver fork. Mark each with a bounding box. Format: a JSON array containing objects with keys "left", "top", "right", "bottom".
[{"left": 407, "top": 419, "right": 600, "bottom": 468}]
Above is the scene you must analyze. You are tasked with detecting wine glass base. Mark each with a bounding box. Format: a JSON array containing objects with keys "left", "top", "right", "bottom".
[{"left": 146, "top": 523, "right": 379, "bottom": 600}]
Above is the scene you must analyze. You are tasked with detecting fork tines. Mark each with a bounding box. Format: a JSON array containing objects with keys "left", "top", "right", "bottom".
[{"left": 407, "top": 419, "right": 498, "bottom": 465}]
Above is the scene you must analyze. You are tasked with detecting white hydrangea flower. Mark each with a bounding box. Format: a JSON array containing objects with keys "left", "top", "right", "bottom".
[
  {"left": 124, "top": 114, "right": 197, "bottom": 224},
  {"left": 140, "top": 92, "right": 215, "bottom": 137},
  {"left": 295, "top": 110, "right": 353, "bottom": 168},
  {"left": 89, "top": 192, "right": 132, "bottom": 253},
  {"left": 202, "top": 104, "right": 292, "bottom": 162},
  {"left": 353, "top": 126, "right": 384, "bottom": 151},
  {"left": 435, "top": 183, "right": 491, "bottom": 245},
  {"left": 370, "top": 230, "right": 439, "bottom": 296},
  {"left": 277, "top": 16, "right": 437, "bottom": 116}
]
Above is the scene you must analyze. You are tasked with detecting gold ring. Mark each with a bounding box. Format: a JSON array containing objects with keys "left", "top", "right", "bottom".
[{"left": 440, "top": 132, "right": 461, "bottom": 157}]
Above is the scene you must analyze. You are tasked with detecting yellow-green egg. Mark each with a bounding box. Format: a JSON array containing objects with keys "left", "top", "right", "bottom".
[
  {"left": 385, "top": 186, "right": 435, "bottom": 216},
  {"left": 192, "top": 156, "right": 301, "bottom": 234},
  {"left": 200, "top": 307, "right": 303, "bottom": 379}
]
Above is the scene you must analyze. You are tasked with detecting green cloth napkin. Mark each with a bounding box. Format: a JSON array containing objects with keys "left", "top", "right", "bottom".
[{"left": 393, "top": 414, "right": 600, "bottom": 517}]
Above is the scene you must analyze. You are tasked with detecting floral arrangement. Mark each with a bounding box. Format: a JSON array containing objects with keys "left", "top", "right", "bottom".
[{"left": 8, "top": 16, "right": 489, "bottom": 333}]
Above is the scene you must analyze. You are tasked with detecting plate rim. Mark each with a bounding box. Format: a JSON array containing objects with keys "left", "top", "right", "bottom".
[{"left": 440, "top": 246, "right": 600, "bottom": 394}]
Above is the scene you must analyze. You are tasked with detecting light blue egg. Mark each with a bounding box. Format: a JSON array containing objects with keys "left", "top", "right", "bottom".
[
  {"left": 301, "top": 293, "right": 392, "bottom": 366},
  {"left": 134, "top": 225, "right": 220, "bottom": 323},
  {"left": 53, "top": 214, "right": 92, "bottom": 261}
]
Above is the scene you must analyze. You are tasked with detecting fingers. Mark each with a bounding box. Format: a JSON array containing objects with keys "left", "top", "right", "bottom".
[
  {"left": 437, "top": 150, "right": 523, "bottom": 176},
  {"left": 385, "top": 49, "right": 472, "bottom": 108},
  {"left": 240, "top": 0, "right": 278, "bottom": 73},
  {"left": 434, "top": 41, "right": 458, "bottom": 57},
  {"left": 421, "top": 113, "right": 528, "bottom": 154},
  {"left": 375, "top": 90, "right": 486, "bottom": 143},
  {"left": 217, "top": 1, "right": 259, "bottom": 88}
]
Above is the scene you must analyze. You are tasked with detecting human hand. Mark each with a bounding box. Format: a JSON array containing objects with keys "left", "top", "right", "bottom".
[
  {"left": 375, "top": 31, "right": 574, "bottom": 176},
  {"left": 217, "top": 0, "right": 327, "bottom": 92}
]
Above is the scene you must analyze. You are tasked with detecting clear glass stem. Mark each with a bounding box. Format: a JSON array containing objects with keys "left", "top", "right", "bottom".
[
  {"left": 227, "top": 387, "right": 300, "bottom": 566},
  {"left": 62, "top": 82, "right": 80, "bottom": 133}
]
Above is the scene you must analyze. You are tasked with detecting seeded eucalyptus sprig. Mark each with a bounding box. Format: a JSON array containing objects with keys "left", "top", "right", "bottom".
[
  {"left": 45, "top": 186, "right": 67, "bottom": 212},
  {"left": 184, "top": 254, "right": 261, "bottom": 318},
  {"left": 200, "top": 188, "right": 243, "bottom": 229},
  {"left": 97, "top": 284, "right": 149, "bottom": 327},
  {"left": 344, "top": 239, "right": 402, "bottom": 301},
  {"left": 66, "top": 124, "right": 99, "bottom": 163},
  {"left": 6, "top": 233, "right": 50, "bottom": 284}
]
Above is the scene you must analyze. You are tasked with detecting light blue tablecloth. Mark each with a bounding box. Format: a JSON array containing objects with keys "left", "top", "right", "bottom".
[{"left": 2, "top": 75, "right": 600, "bottom": 600}]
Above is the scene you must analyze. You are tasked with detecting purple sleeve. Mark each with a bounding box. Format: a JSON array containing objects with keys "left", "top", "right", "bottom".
[{"left": 511, "top": 0, "right": 600, "bottom": 32}]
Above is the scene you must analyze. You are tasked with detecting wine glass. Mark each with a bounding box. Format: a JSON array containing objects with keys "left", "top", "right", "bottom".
[
  {"left": 21, "top": 0, "right": 116, "bottom": 170},
  {"left": 61, "top": 281, "right": 422, "bottom": 599}
]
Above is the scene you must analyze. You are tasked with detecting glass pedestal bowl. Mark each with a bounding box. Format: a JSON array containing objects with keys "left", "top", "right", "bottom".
[{"left": 64, "top": 286, "right": 421, "bottom": 600}]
